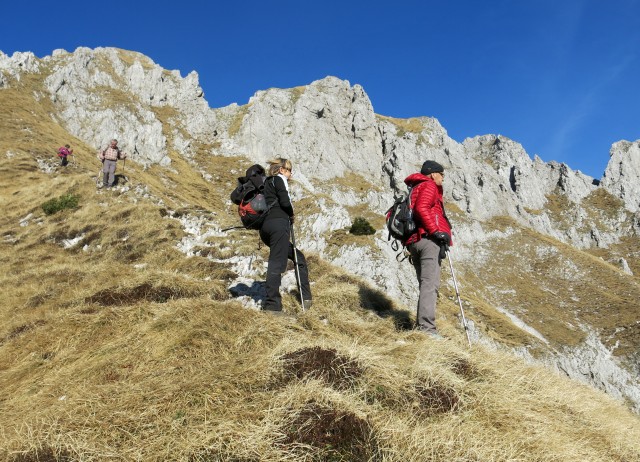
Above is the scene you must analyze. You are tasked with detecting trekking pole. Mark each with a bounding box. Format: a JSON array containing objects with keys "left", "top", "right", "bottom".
[
  {"left": 95, "top": 165, "right": 102, "bottom": 188},
  {"left": 446, "top": 248, "right": 472, "bottom": 347},
  {"left": 290, "top": 222, "right": 306, "bottom": 311}
]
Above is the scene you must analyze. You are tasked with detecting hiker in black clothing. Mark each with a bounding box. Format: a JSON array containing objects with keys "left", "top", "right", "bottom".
[{"left": 259, "top": 158, "right": 312, "bottom": 313}]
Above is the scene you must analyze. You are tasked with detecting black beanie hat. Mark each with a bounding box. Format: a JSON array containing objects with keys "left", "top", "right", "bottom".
[{"left": 421, "top": 160, "right": 444, "bottom": 175}]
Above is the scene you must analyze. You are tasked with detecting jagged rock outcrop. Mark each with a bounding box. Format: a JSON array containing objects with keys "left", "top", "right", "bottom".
[
  {"left": 215, "top": 77, "right": 383, "bottom": 182},
  {"left": 602, "top": 140, "right": 640, "bottom": 213},
  {"left": 0, "top": 50, "right": 42, "bottom": 80}
]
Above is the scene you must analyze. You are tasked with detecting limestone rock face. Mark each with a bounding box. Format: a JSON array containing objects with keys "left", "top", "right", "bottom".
[
  {"left": 553, "top": 332, "right": 640, "bottom": 414},
  {"left": 601, "top": 140, "right": 640, "bottom": 213},
  {"left": 215, "top": 77, "right": 383, "bottom": 181},
  {"left": 216, "top": 77, "right": 639, "bottom": 253},
  {"left": 0, "top": 51, "right": 41, "bottom": 82}
]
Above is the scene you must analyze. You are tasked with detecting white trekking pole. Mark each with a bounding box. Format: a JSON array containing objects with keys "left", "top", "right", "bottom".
[
  {"left": 290, "top": 222, "right": 306, "bottom": 312},
  {"left": 447, "top": 248, "right": 472, "bottom": 347},
  {"left": 96, "top": 163, "right": 103, "bottom": 188}
]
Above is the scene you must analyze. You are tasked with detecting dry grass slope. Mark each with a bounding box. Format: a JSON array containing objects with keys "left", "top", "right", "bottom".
[{"left": 1, "top": 57, "right": 640, "bottom": 461}]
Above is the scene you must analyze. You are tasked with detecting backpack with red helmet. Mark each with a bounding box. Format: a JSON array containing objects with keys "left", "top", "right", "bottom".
[{"left": 228, "top": 164, "right": 274, "bottom": 230}]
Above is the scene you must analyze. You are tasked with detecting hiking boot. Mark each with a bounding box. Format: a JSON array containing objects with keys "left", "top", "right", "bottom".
[
  {"left": 416, "top": 328, "right": 445, "bottom": 340},
  {"left": 426, "top": 332, "right": 445, "bottom": 340},
  {"left": 265, "top": 309, "right": 285, "bottom": 316},
  {"left": 263, "top": 309, "right": 295, "bottom": 321}
]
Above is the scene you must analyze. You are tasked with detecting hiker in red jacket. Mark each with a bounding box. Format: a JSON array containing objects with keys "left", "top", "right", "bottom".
[
  {"left": 57, "top": 144, "right": 73, "bottom": 167},
  {"left": 404, "top": 160, "right": 452, "bottom": 338}
]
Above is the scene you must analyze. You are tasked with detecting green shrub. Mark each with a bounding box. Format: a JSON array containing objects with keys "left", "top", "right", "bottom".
[
  {"left": 349, "top": 217, "right": 376, "bottom": 236},
  {"left": 41, "top": 194, "right": 80, "bottom": 215}
]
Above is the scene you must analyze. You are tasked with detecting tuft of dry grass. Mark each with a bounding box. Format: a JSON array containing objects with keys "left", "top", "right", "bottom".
[{"left": 376, "top": 115, "right": 426, "bottom": 137}]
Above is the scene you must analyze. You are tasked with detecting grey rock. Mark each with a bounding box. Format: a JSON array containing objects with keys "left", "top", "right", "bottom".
[{"left": 601, "top": 140, "right": 640, "bottom": 213}]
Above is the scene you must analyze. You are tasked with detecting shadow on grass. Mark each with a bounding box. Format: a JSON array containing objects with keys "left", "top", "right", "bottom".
[
  {"left": 85, "top": 283, "right": 198, "bottom": 306},
  {"left": 358, "top": 285, "right": 413, "bottom": 331},
  {"left": 114, "top": 173, "right": 128, "bottom": 186},
  {"left": 229, "top": 280, "right": 266, "bottom": 306}
]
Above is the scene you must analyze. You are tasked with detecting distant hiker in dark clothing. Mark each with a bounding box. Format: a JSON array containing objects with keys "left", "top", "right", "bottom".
[
  {"left": 57, "top": 144, "right": 73, "bottom": 167},
  {"left": 404, "top": 160, "right": 452, "bottom": 337},
  {"left": 259, "top": 158, "right": 312, "bottom": 314},
  {"left": 98, "top": 139, "right": 126, "bottom": 188}
]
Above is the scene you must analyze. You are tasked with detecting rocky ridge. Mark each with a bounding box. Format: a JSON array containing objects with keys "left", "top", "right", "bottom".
[{"left": 2, "top": 47, "right": 639, "bottom": 412}]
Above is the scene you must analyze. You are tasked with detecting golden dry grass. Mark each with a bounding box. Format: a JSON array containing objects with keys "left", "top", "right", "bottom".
[
  {"left": 376, "top": 115, "right": 425, "bottom": 137},
  {"left": 2, "top": 54, "right": 640, "bottom": 461}
]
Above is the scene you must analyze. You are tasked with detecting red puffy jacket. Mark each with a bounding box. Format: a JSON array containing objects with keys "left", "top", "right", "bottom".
[{"left": 404, "top": 173, "right": 452, "bottom": 246}]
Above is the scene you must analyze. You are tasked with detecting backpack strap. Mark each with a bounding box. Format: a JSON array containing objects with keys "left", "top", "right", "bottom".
[{"left": 262, "top": 177, "right": 278, "bottom": 217}]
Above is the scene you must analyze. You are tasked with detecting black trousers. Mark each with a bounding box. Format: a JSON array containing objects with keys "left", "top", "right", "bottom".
[{"left": 259, "top": 218, "right": 311, "bottom": 311}]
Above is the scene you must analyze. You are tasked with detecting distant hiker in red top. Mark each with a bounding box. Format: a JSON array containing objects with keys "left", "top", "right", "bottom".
[
  {"left": 98, "top": 139, "right": 127, "bottom": 188},
  {"left": 57, "top": 144, "right": 73, "bottom": 167},
  {"left": 404, "top": 160, "right": 452, "bottom": 338}
]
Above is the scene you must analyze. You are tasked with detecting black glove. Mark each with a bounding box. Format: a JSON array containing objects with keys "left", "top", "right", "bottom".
[
  {"left": 438, "top": 245, "right": 448, "bottom": 261},
  {"left": 432, "top": 231, "right": 450, "bottom": 245}
]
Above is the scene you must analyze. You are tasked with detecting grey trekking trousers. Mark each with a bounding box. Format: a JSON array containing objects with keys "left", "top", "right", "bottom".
[
  {"left": 102, "top": 159, "right": 117, "bottom": 187},
  {"left": 408, "top": 237, "right": 441, "bottom": 333}
]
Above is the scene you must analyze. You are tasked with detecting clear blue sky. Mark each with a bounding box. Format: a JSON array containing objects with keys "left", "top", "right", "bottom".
[{"left": 3, "top": 0, "right": 639, "bottom": 178}]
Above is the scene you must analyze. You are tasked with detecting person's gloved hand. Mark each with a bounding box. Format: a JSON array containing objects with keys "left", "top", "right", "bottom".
[
  {"left": 433, "top": 231, "right": 450, "bottom": 245},
  {"left": 438, "top": 244, "right": 448, "bottom": 261}
]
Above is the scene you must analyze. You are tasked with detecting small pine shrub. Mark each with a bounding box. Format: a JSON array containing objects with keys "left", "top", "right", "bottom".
[
  {"left": 41, "top": 194, "right": 80, "bottom": 215},
  {"left": 350, "top": 217, "right": 375, "bottom": 236}
]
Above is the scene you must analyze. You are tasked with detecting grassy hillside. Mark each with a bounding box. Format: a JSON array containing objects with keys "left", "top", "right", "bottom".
[
  {"left": 2, "top": 63, "right": 640, "bottom": 462},
  {"left": 449, "top": 212, "right": 640, "bottom": 366}
]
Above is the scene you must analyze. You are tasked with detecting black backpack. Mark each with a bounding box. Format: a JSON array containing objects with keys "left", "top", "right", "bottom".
[
  {"left": 228, "top": 164, "right": 273, "bottom": 230},
  {"left": 385, "top": 186, "right": 416, "bottom": 252}
]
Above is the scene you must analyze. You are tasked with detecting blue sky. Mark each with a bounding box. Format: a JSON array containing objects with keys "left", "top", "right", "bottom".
[{"left": 3, "top": 0, "right": 639, "bottom": 178}]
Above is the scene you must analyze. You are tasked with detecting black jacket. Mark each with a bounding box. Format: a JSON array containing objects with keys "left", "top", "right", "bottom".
[{"left": 263, "top": 175, "right": 293, "bottom": 222}]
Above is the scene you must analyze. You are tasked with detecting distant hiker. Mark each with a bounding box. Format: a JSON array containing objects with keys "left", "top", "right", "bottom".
[
  {"left": 97, "top": 139, "right": 126, "bottom": 188},
  {"left": 259, "top": 158, "right": 312, "bottom": 314},
  {"left": 57, "top": 144, "right": 73, "bottom": 167},
  {"left": 404, "top": 160, "right": 452, "bottom": 338}
]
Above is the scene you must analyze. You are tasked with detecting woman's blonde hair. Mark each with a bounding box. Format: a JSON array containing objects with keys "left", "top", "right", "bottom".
[{"left": 266, "top": 157, "right": 292, "bottom": 176}]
